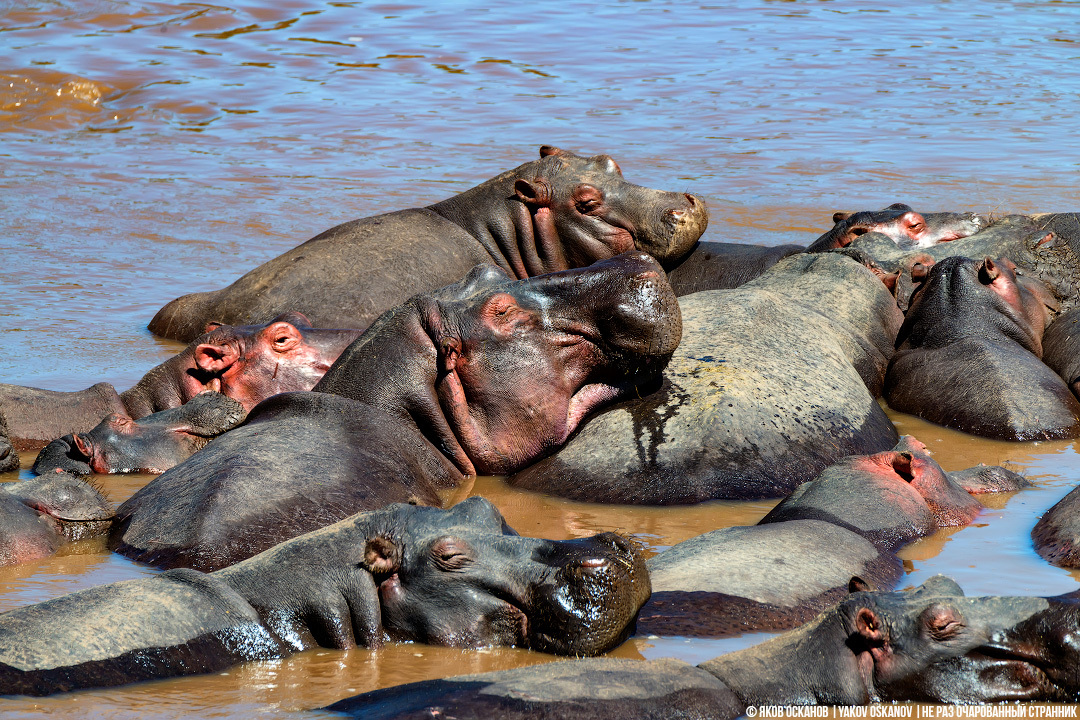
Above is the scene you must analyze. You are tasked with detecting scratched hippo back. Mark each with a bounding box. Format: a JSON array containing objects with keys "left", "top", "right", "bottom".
[{"left": 3, "top": 0, "right": 1080, "bottom": 718}]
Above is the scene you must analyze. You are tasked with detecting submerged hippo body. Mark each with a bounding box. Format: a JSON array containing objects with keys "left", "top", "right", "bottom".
[
  {"left": 759, "top": 436, "right": 985, "bottom": 552},
  {"left": 328, "top": 576, "right": 1075, "bottom": 717},
  {"left": 148, "top": 146, "right": 708, "bottom": 342},
  {"left": 884, "top": 255, "right": 1080, "bottom": 441},
  {"left": 508, "top": 252, "right": 901, "bottom": 503},
  {"left": 114, "top": 253, "right": 681, "bottom": 571},
  {"left": 0, "top": 472, "right": 113, "bottom": 566},
  {"left": 0, "top": 498, "right": 651, "bottom": 696},
  {"left": 1043, "top": 307, "right": 1080, "bottom": 402},
  {"left": 0, "top": 314, "right": 360, "bottom": 450},
  {"left": 32, "top": 392, "right": 247, "bottom": 476}
]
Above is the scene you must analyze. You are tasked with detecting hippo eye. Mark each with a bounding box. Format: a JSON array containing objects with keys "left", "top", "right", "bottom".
[{"left": 431, "top": 537, "right": 473, "bottom": 571}]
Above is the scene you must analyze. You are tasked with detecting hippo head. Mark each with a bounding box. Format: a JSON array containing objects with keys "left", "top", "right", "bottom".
[
  {"left": 3, "top": 470, "right": 113, "bottom": 542},
  {"left": 368, "top": 498, "right": 651, "bottom": 655},
  {"left": 898, "top": 255, "right": 1058, "bottom": 357},
  {"left": 185, "top": 312, "right": 362, "bottom": 412},
  {"left": 858, "top": 576, "right": 1075, "bottom": 703},
  {"left": 807, "top": 204, "right": 986, "bottom": 252},
  {"left": 218, "top": 497, "right": 651, "bottom": 657},
  {"left": 33, "top": 392, "right": 247, "bottom": 476},
  {"left": 509, "top": 146, "right": 708, "bottom": 270},
  {"left": 316, "top": 251, "right": 682, "bottom": 475}
]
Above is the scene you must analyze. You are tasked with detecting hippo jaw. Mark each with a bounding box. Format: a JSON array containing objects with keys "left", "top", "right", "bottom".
[{"left": 426, "top": 252, "right": 681, "bottom": 476}]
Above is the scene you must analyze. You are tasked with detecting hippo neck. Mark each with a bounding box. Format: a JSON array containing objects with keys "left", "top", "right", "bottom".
[
  {"left": 427, "top": 161, "right": 569, "bottom": 280},
  {"left": 119, "top": 351, "right": 193, "bottom": 418},
  {"left": 699, "top": 611, "right": 871, "bottom": 705}
]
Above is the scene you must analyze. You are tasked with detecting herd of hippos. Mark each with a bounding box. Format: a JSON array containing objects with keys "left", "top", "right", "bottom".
[{"left": 4, "top": 145, "right": 1080, "bottom": 715}]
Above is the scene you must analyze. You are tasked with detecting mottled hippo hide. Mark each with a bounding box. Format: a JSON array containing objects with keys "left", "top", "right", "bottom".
[
  {"left": 0, "top": 498, "right": 650, "bottom": 696},
  {"left": 148, "top": 146, "right": 708, "bottom": 342},
  {"left": 805, "top": 203, "right": 987, "bottom": 253},
  {"left": 1043, "top": 307, "right": 1080, "bottom": 402},
  {"left": 327, "top": 576, "right": 1078, "bottom": 715},
  {"left": 326, "top": 657, "right": 744, "bottom": 720},
  {"left": 884, "top": 255, "right": 1080, "bottom": 441},
  {"left": 0, "top": 313, "right": 360, "bottom": 450},
  {"left": 0, "top": 471, "right": 113, "bottom": 566},
  {"left": 759, "top": 436, "right": 986, "bottom": 553},
  {"left": 0, "top": 411, "right": 17, "bottom": 473},
  {"left": 847, "top": 214, "right": 1080, "bottom": 313},
  {"left": 637, "top": 521, "right": 900, "bottom": 638},
  {"left": 113, "top": 253, "right": 681, "bottom": 571},
  {"left": 1033, "top": 485, "right": 1080, "bottom": 568},
  {"left": 508, "top": 251, "right": 902, "bottom": 503}
]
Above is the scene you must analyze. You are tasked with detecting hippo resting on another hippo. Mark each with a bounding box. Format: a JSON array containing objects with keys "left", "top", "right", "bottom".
[
  {"left": 0, "top": 313, "right": 360, "bottom": 450},
  {"left": 805, "top": 203, "right": 987, "bottom": 253},
  {"left": 846, "top": 214, "right": 1080, "bottom": 313},
  {"left": 0, "top": 497, "right": 650, "bottom": 696},
  {"left": 1043, "top": 307, "right": 1080, "bottom": 402},
  {"left": 638, "top": 436, "right": 1025, "bottom": 639},
  {"left": 32, "top": 391, "right": 247, "bottom": 476},
  {"left": 508, "top": 250, "right": 902, "bottom": 503},
  {"left": 148, "top": 146, "right": 708, "bottom": 342},
  {"left": 112, "top": 252, "right": 681, "bottom": 571},
  {"left": 884, "top": 255, "right": 1080, "bottom": 441},
  {"left": 326, "top": 576, "right": 1080, "bottom": 718},
  {"left": 0, "top": 471, "right": 113, "bottom": 566}
]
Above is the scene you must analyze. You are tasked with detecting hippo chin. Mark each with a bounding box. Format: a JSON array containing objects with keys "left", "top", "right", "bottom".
[
  {"left": 0, "top": 497, "right": 650, "bottom": 696},
  {"left": 148, "top": 146, "right": 708, "bottom": 342},
  {"left": 112, "top": 252, "right": 681, "bottom": 571}
]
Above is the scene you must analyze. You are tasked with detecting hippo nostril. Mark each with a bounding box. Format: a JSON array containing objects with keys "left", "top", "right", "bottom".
[{"left": 684, "top": 193, "right": 696, "bottom": 206}]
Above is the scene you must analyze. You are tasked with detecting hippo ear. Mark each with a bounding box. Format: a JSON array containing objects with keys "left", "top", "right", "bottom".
[
  {"left": 539, "top": 145, "right": 568, "bottom": 158},
  {"left": 71, "top": 433, "right": 93, "bottom": 460},
  {"left": 195, "top": 342, "right": 240, "bottom": 374},
  {"left": 514, "top": 178, "right": 552, "bottom": 208},
  {"left": 832, "top": 211, "right": 852, "bottom": 223},
  {"left": 362, "top": 535, "right": 402, "bottom": 575},
  {"left": 848, "top": 576, "right": 875, "bottom": 593},
  {"left": 854, "top": 607, "right": 886, "bottom": 645},
  {"left": 204, "top": 321, "right": 224, "bottom": 333}
]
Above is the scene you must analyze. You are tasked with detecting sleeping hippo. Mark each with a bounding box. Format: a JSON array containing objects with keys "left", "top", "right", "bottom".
[
  {"left": 884, "top": 255, "right": 1080, "bottom": 440},
  {"left": 0, "top": 313, "right": 360, "bottom": 449},
  {"left": 32, "top": 391, "right": 247, "bottom": 476},
  {"left": 112, "top": 252, "right": 681, "bottom": 571},
  {"left": 0, "top": 497, "right": 650, "bottom": 696},
  {"left": 147, "top": 146, "right": 708, "bottom": 342},
  {"left": 507, "top": 250, "right": 902, "bottom": 503},
  {"left": 325, "top": 575, "right": 1080, "bottom": 717},
  {"left": 0, "top": 471, "right": 113, "bottom": 566},
  {"left": 805, "top": 203, "right": 986, "bottom": 252}
]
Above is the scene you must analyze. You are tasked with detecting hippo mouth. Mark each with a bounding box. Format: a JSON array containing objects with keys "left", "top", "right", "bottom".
[{"left": 952, "top": 643, "right": 1063, "bottom": 702}]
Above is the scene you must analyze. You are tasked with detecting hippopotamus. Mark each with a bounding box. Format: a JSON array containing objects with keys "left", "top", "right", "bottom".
[
  {"left": 884, "top": 255, "right": 1080, "bottom": 440},
  {"left": 1043, "top": 307, "right": 1080, "bottom": 401},
  {"left": 325, "top": 575, "right": 1077, "bottom": 717},
  {"left": 147, "top": 146, "right": 708, "bottom": 342},
  {"left": 32, "top": 391, "right": 247, "bottom": 475},
  {"left": 507, "top": 251, "right": 902, "bottom": 503},
  {"left": 759, "top": 436, "right": 988, "bottom": 552},
  {"left": 0, "top": 412, "right": 17, "bottom": 474},
  {"left": 1032, "top": 484, "right": 1080, "bottom": 568},
  {"left": 805, "top": 203, "right": 986, "bottom": 253},
  {"left": 0, "top": 313, "right": 361, "bottom": 450},
  {"left": 0, "top": 497, "right": 650, "bottom": 696},
  {"left": 112, "top": 252, "right": 681, "bottom": 571},
  {"left": 0, "top": 471, "right": 113, "bottom": 566},
  {"left": 847, "top": 214, "right": 1080, "bottom": 313}
]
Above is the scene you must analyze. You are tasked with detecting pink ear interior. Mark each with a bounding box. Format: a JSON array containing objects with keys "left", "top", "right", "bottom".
[{"left": 195, "top": 343, "right": 239, "bottom": 373}]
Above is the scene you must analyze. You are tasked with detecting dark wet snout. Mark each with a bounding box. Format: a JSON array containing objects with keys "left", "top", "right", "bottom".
[{"left": 528, "top": 531, "right": 651, "bottom": 656}]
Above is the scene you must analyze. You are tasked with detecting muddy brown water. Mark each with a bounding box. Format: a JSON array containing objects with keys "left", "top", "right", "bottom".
[{"left": 2, "top": 0, "right": 1080, "bottom": 716}]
